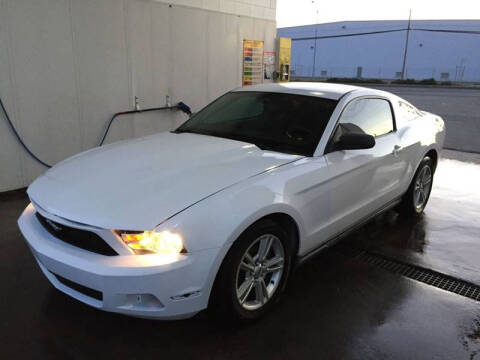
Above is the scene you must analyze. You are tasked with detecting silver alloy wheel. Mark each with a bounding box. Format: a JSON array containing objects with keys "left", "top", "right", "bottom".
[
  {"left": 413, "top": 164, "right": 432, "bottom": 210},
  {"left": 235, "top": 234, "right": 285, "bottom": 311}
]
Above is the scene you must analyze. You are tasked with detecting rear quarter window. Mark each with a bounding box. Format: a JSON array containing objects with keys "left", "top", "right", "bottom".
[{"left": 398, "top": 101, "right": 421, "bottom": 121}]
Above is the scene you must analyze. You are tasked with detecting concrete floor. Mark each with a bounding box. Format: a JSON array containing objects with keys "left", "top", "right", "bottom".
[{"left": 1, "top": 150, "right": 480, "bottom": 360}]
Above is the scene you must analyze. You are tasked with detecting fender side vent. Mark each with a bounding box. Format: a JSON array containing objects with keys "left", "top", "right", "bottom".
[{"left": 356, "top": 251, "right": 480, "bottom": 302}]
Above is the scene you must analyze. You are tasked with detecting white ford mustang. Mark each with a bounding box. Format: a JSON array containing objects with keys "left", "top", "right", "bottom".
[{"left": 19, "top": 82, "right": 445, "bottom": 320}]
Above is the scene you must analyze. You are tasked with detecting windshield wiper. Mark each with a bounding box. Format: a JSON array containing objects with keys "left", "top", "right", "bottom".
[
  {"left": 173, "top": 129, "right": 298, "bottom": 155},
  {"left": 252, "top": 142, "right": 275, "bottom": 151},
  {"left": 172, "top": 128, "right": 215, "bottom": 136}
]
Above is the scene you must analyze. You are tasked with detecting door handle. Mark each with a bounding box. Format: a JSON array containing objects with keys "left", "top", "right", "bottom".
[{"left": 393, "top": 145, "right": 401, "bottom": 157}]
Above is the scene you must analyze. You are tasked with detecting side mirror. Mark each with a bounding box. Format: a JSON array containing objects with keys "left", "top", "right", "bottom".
[{"left": 335, "top": 133, "right": 375, "bottom": 151}]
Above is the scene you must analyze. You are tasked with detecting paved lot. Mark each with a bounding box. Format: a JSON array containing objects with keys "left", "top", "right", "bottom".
[
  {"left": 363, "top": 85, "right": 480, "bottom": 153},
  {"left": 1, "top": 150, "right": 480, "bottom": 359}
]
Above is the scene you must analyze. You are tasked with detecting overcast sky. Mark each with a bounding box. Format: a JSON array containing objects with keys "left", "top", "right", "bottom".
[{"left": 276, "top": 0, "right": 480, "bottom": 28}]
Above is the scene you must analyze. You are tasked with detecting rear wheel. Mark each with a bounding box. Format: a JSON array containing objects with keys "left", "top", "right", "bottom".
[
  {"left": 398, "top": 156, "right": 434, "bottom": 216},
  {"left": 209, "top": 219, "right": 293, "bottom": 321}
]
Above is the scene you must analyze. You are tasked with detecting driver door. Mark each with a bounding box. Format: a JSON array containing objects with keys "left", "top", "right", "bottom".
[{"left": 325, "top": 97, "right": 405, "bottom": 235}]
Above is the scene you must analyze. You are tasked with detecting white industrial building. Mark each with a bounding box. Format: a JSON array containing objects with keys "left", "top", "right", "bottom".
[
  {"left": 0, "top": 0, "right": 277, "bottom": 191},
  {"left": 278, "top": 20, "right": 480, "bottom": 82}
]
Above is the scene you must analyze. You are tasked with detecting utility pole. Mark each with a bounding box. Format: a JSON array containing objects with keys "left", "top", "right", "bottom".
[
  {"left": 401, "top": 9, "right": 412, "bottom": 80},
  {"left": 311, "top": 1, "right": 319, "bottom": 78}
]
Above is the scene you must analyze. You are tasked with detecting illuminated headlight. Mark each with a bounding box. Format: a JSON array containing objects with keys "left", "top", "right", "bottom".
[{"left": 120, "top": 230, "right": 185, "bottom": 255}]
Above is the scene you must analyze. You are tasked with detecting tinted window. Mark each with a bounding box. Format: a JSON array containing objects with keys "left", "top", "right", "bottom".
[
  {"left": 175, "top": 92, "right": 338, "bottom": 156},
  {"left": 337, "top": 98, "right": 394, "bottom": 137}
]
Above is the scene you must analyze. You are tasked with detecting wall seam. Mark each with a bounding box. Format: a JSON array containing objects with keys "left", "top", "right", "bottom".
[
  {"left": 206, "top": 11, "right": 211, "bottom": 101},
  {"left": 237, "top": 14, "right": 241, "bottom": 86},
  {"left": 167, "top": 4, "right": 173, "bottom": 103},
  {"left": 123, "top": 0, "right": 134, "bottom": 138},
  {"left": 67, "top": 0, "right": 84, "bottom": 150},
  {"left": 4, "top": 0, "right": 27, "bottom": 188},
  {"left": 149, "top": 1, "right": 157, "bottom": 106}
]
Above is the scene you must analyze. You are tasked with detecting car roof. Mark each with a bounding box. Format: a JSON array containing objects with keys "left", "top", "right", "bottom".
[{"left": 232, "top": 82, "right": 369, "bottom": 100}]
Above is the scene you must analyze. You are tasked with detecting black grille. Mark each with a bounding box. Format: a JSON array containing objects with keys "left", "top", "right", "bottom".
[
  {"left": 53, "top": 273, "right": 103, "bottom": 301},
  {"left": 35, "top": 212, "right": 118, "bottom": 256}
]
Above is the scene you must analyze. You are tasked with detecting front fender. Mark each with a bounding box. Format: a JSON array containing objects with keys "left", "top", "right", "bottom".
[
  {"left": 154, "top": 179, "right": 306, "bottom": 308},
  {"left": 155, "top": 183, "right": 305, "bottom": 253}
]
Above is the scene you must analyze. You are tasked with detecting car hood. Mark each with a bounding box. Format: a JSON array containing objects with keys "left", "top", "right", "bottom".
[{"left": 28, "top": 132, "right": 300, "bottom": 230}]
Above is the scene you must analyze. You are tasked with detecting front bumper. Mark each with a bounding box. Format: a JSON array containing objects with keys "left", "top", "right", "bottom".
[{"left": 18, "top": 204, "right": 220, "bottom": 319}]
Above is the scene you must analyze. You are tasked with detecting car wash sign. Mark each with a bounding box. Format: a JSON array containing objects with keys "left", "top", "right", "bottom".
[{"left": 242, "top": 40, "right": 264, "bottom": 86}]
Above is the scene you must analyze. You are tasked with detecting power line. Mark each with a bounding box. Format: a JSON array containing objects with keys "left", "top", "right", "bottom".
[
  {"left": 415, "top": 28, "right": 480, "bottom": 35},
  {"left": 291, "top": 29, "right": 406, "bottom": 41},
  {"left": 290, "top": 27, "right": 480, "bottom": 41}
]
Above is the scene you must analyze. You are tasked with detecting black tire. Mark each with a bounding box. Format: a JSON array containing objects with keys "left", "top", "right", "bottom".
[
  {"left": 398, "top": 156, "right": 434, "bottom": 216},
  {"left": 208, "top": 219, "right": 293, "bottom": 322}
]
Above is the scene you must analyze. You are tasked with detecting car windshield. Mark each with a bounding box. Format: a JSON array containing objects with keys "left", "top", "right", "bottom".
[{"left": 174, "top": 91, "right": 338, "bottom": 156}]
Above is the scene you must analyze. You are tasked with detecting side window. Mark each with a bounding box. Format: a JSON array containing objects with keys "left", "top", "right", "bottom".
[{"left": 336, "top": 98, "right": 394, "bottom": 138}]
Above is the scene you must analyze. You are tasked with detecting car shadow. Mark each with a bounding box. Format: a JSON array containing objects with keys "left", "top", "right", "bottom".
[{"left": 37, "top": 211, "right": 429, "bottom": 359}]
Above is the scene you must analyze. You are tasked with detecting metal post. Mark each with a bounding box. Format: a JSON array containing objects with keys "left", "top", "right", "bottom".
[
  {"left": 312, "top": 26, "right": 317, "bottom": 78},
  {"left": 311, "top": 2, "right": 319, "bottom": 79},
  {"left": 401, "top": 9, "right": 412, "bottom": 80}
]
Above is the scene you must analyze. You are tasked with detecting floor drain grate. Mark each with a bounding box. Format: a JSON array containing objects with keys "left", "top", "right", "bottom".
[{"left": 356, "top": 251, "right": 480, "bottom": 302}]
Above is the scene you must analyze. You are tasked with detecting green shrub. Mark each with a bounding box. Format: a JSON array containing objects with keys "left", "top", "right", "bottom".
[
  {"left": 325, "top": 77, "right": 385, "bottom": 84},
  {"left": 392, "top": 78, "right": 417, "bottom": 84},
  {"left": 419, "top": 78, "right": 438, "bottom": 85}
]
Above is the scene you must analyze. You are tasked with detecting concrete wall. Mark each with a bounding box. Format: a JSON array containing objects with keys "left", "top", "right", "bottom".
[
  {"left": 278, "top": 20, "right": 480, "bottom": 81},
  {"left": 0, "top": 0, "right": 276, "bottom": 191}
]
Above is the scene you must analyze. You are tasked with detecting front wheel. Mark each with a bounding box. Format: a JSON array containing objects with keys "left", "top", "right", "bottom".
[
  {"left": 398, "top": 156, "right": 434, "bottom": 216},
  {"left": 209, "top": 219, "right": 293, "bottom": 321}
]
